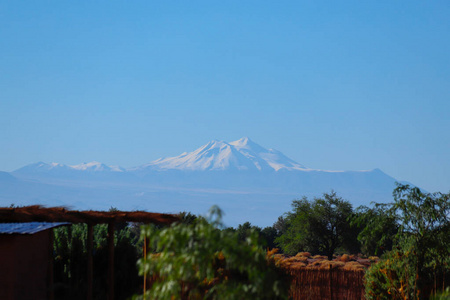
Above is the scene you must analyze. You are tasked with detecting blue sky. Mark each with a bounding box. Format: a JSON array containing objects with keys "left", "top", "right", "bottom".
[{"left": 1, "top": 1, "right": 449, "bottom": 193}]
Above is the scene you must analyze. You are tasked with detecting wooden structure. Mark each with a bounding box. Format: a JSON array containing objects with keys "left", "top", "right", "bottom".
[
  {"left": 0, "top": 222, "right": 69, "bottom": 300},
  {"left": 0, "top": 205, "right": 179, "bottom": 300},
  {"left": 287, "top": 268, "right": 366, "bottom": 300},
  {"left": 273, "top": 253, "right": 373, "bottom": 300}
]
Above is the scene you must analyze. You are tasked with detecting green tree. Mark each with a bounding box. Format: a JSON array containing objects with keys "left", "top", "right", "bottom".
[
  {"left": 53, "top": 222, "right": 141, "bottom": 300},
  {"left": 179, "top": 211, "right": 198, "bottom": 225},
  {"left": 351, "top": 204, "right": 398, "bottom": 256},
  {"left": 135, "top": 206, "right": 289, "bottom": 300},
  {"left": 275, "top": 191, "right": 356, "bottom": 259},
  {"left": 235, "top": 222, "right": 261, "bottom": 242},
  {"left": 364, "top": 184, "right": 450, "bottom": 299},
  {"left": 260, "top": 226, "right": 280, "bottom": 250},
  {"left": 226, "top": 222, "right": 281, "bottom": 250},
  {"left": 273, "top": 216, "right": 287, "bottom": 236}
]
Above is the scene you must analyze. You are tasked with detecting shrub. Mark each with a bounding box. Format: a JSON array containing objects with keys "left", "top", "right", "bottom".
[
  {"left": 134, "top": 206, "right": 289, "bottom": 300},
  {"left": 365, "top": 250, "right": 417, "bottom": 300},
  {"left": 364, "top": 184, "right": 450, "bottom": 299}
]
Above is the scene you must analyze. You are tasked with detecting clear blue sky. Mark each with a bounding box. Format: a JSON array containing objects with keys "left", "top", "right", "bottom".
[{"left": 1, "top": 1, "right": 449, "bottom": 193}]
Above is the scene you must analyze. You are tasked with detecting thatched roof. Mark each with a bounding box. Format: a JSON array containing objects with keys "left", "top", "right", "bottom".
[{"left": 0, "top": 205, "right": 179, "bottom": 225}]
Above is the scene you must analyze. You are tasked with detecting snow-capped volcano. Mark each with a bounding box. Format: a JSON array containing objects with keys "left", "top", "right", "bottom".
[
  {"left": 136, "top": 137, "right": 307, "bottom": 172},
  {"left": 5, "top": 137, "right": 406, "bottom": 227}
]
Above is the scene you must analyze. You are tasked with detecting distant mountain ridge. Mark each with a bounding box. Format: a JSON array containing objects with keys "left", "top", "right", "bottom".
[
  {"left": 14, "top": 137, "right": 370, "bottom": 174},
  {"left": 14, "top": 161, "right": 124, "bottom": 173},
  {"left": 4, "top": 137, "right": 407, "bottom": 227}
]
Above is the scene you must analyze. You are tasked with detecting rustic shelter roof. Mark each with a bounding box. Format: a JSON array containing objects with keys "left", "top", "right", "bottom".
[
  {"left": 0, "top": 205, "right": 179, "bottom": 225},
  {"left": 0, "top": 205, "right": 179, "bottom": 300}
]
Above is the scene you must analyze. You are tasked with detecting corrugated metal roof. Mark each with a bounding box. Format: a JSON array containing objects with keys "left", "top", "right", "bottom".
[{"left": 0, "top": 222, "right": 70, "bottom": 234}]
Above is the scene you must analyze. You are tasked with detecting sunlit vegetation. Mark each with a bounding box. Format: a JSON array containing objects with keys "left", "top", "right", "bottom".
[
  {"left": 43, "top": 184, "right": 450, "bottom": 299},
  {"left": 135, "top": 206, "right": 289, "bottom": 300},
  {"left": 274, "top": 191, "right": 359, "bottom": 259},
  {"left": 361, "top": 184, "right": 450, "bottom": 299}
]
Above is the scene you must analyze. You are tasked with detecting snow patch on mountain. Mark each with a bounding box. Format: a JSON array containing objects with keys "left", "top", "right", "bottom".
[
  {"left": 70, "top": 161, "right": 124, "bottom": 172},
  {"left": 135, "top": 137, "right": 309, "bottom": 172},
  {"left": 14, "top": 161, "right": 124, "bottom": 173}
]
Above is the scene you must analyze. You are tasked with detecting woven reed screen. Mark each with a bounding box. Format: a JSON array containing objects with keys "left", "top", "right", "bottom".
[{"left": 288, "top": 268, "right": 365, "bottom": 300}]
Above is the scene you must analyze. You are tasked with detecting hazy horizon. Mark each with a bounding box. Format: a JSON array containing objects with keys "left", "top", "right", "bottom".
[{"left": 1, "top": 1, "right": 449, "bottom": 193}]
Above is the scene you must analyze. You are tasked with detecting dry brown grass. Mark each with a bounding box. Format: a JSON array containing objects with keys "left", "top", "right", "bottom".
[
  {"left": 312, "top": 255, "right": 328, "bottom": 260},
  {"left": 271, "top": 251, "right": 376, "bottom": 273},
  {"left": 342, "top": 261, "right": 365, "bottom": 271},
  {"left": 295, "top": 252, "right": 311, "bottom": 258}
]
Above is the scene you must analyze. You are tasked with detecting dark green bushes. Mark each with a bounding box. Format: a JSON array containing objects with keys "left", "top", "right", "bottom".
[
  {"left": 275, "top": 192, "right": 358, "bottom": 259},
  {"left": 53, "top": 222, "right": 141, "bottom": 300}
]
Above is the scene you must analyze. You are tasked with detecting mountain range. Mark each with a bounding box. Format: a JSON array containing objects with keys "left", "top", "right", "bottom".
[{"left": 1, "top": 137, "right": 405, "bottom": 227}]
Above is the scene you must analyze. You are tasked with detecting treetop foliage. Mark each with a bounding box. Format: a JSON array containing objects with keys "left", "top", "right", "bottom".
[{"left": 275, "top": 191, "right": 356, "bottom": 259}]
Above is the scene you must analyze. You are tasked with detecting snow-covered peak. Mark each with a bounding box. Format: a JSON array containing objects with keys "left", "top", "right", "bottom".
[
  {"left": 14, "top": 138, "right": 308, "bottom": 174},
  {"left": 229, "top": 137, "right": 265, "bottom": 152},
  {"left": 137, "top": 137, "right": 308, "bottom": 172},
  {"left": 70, "top": 161, "right": 124, "bottom": 172},
  {"left": 13, "top": 161, "right": 70, "bottom": 172},
  {"left": 230, "top": 136, "right": 251, "bottom": 147},
  {"left": 15, "top": 161, "right": 124, "bottom": 173},
  {"left": 71, "top": 161, "right": 102, "bottom": 170}
]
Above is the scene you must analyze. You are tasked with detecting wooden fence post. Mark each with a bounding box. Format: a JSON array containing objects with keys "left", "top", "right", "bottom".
[
  {"left": 329, "top": 264, "right": 333, "bottom": 300},
  {"left": 107, "top": 222, "right": 115, "bottom": 300}
]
